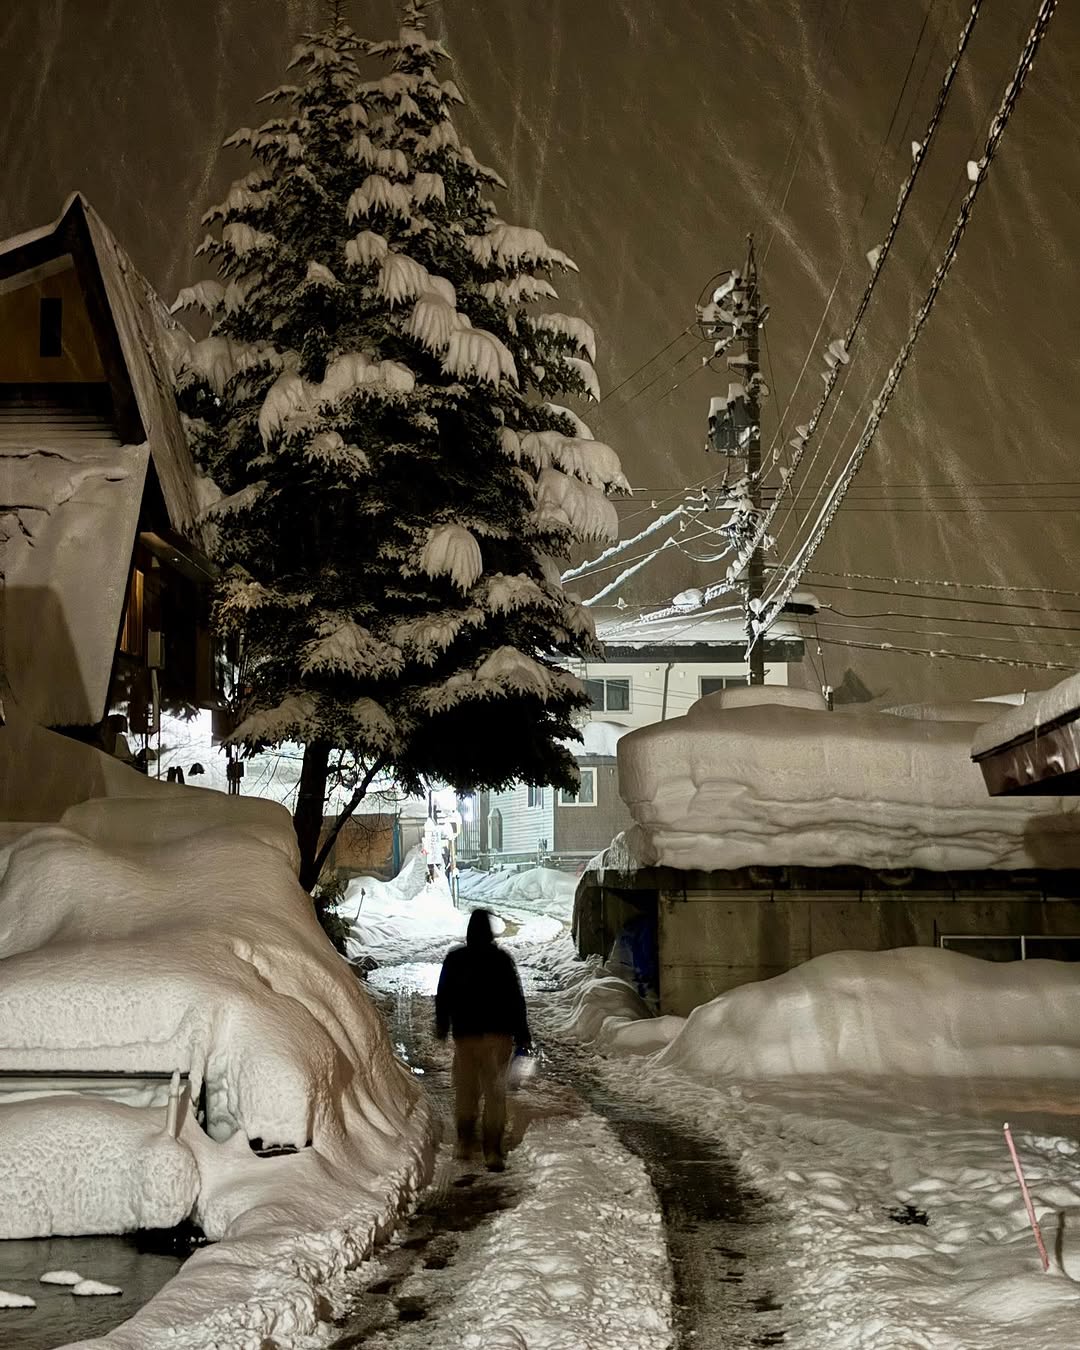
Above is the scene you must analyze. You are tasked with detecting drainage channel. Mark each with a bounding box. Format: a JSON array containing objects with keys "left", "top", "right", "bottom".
[
  {"left": 0, "top": 1228, "right": 195, "bottom": 1350},
  {"left": 545, "top": 1043, "right": 786, "bottom": 1350}
]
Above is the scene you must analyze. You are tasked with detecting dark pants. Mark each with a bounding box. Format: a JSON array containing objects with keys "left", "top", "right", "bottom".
[{"left": 452, "top": 1033, "right": 513, "bottom": 1160}]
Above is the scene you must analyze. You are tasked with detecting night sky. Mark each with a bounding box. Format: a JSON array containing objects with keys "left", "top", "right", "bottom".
[{"left": 3, "top": 0, "right": 1078, "bottom": 703}]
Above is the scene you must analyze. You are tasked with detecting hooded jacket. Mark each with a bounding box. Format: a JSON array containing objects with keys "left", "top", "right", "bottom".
[{"left": 435, "top": 910, "right": 531, "bottom": 1048}]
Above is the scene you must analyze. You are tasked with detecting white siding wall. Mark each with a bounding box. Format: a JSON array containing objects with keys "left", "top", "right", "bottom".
[
  {"left": 487, "top": 782, "right": 555, "bottom": 855},
  {"left": 571, "top": 659, "right": 791, "bottom": 734}
]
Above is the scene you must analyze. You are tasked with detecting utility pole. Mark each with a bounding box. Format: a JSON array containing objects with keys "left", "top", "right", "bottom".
[
  {"left": 701, "top": 235, "right": 767, "bottom": 684},
  {"left": 743, "top": 238, "right": 765, "bottom": 685}
]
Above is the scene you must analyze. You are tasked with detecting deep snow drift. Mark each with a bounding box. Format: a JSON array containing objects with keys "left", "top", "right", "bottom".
[
  {"left": 616, "top": 686, "right": 1080, "bottom": 872},
  {"left": 0, "top": 791, "right": 433, "bottom": 1347}
]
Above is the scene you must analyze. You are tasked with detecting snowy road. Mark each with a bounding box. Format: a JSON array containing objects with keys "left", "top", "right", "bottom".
[
  {"left": 559, "top": 1053, "right": 785, "bottom": 1349},
  {"left": 328, "top": 956, "right": 782, "bottom": 1349}
]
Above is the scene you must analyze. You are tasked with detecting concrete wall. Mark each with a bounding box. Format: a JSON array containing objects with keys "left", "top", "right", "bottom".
[
  {"left": 658, "top": 884, "right": 1080, "bottom": 1015},
  {"left": 575, "top": 864, "right": 1080, "bottom": 1017}
]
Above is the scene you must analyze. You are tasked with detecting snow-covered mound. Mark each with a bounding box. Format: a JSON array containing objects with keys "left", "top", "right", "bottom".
[
  {"left": 0, "top": 708, "right": 184, "bottom": 824},
  {"left": 0, "top": 1097, "right": 198, "bottom": 1238},
  {"left": 457, "top": 864, "right": 577, "bottom": 920},
  {"left": 617, "top": 690, "right": 1080, "bottom": 872},
  {"left": 0, "top": 792, "right": 433, "bottom": 1344},
  {"left": 656, "top": 946, "right": 1080, "bottom": 1079},
  {"left": 343, "top": 847, "right": 468, "bottom": 965}
]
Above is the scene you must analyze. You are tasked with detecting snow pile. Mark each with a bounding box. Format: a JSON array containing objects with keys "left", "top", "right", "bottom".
[
  {"left": 0, "top": 1097, "right": 198, "bottom": 1238},
  {"left": 343, "top": 847, "right": 468, "bottom": 965},
  {"left": 0, "top": 792, "right": 433, "bottom": 1345},
  {"left": 539, "top": 941, "right": 1080, "bottom": 1347},
  {"left": 456, "top": 865, "right": 577, "bottom": 921},
  {"left": 656, "top": 946, "right": 1080, "bottom": 1079},
  {"left": 343, "top": 858, "right": 577, "bottom": 970},
  {"left": 617, "top": 686, "right": 1080, "bottom": 872},
  {"left": 0, "top": 709, "right": 185, "bottom": 824}
]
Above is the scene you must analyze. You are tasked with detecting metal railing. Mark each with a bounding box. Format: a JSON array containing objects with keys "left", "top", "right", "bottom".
[{"left": 939, "top": 934, "right": 1080, "bottom": 962}]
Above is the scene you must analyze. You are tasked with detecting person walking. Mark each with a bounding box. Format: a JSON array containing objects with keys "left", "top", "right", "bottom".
[{"left": 435, "top": 909, "right": 531, "bottom": 1171}]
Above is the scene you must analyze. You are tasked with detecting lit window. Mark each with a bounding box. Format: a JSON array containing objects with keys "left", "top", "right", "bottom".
[
  {"left": 120, "top": 568, "right": 145, "bottom": 658},
  {"left": 559, "top": 767, "right": 597, "bottom": 806}
]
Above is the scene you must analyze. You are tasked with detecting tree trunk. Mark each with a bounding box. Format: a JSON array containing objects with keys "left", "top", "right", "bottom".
[{"left": 295, "top": 740, "right": 331, "bottom": 891}]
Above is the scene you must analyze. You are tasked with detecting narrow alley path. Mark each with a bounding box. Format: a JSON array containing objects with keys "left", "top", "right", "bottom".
[
  {"left": 330, "top": 956, "right": 786, "bottom": 1348},
  {"left": 551, "top": 1046, "right": 786, "bottom": 1349}
]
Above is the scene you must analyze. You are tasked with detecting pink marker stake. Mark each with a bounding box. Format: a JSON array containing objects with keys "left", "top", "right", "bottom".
[{"left": 1003, "top": 1122, "right": 1050, "bottom": 1273}]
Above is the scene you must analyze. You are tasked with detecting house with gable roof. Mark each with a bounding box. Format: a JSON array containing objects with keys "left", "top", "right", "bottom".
[{"left": 0, "top": 193, "right": 221, "bottom": 770}]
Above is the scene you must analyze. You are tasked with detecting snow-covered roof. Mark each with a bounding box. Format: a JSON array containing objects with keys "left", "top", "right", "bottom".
[
  {"left": 1, "top": 442, "right": 150, "bottom": 726},
  {"left": 971, "top": 676, "right": 1080, "bottom": 758},
  {"left": 0, "top": 193, "right": 203, "bottom": 537},
  {"left": 574, "top": 719, "right": 627, "bottom": 759},
  {"left": 969, "top": 674, "right": 1080, "bottom": 796},
  {"left": 616, "top": 685, "right": 1080, "bottom": 873},
  {"left": 0, "top": 195, "right": 207, "bottom": 726},
  {"left": 597, "top": 611, "right": 804, "bottom": 650}
]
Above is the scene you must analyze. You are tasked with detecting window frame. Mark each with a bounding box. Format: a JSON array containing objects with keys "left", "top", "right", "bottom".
[
  {"left": 558, "top": 767, "right": 597, "bottom": 807},
  {"left": 526, "top": 784, "right": 546, "bottom": 808},
  {"left": 699, "top": 675, "right": 748, "bottom": 698},
  {"left": 584, "top": 676, "right": 632, "bottom": 713}
]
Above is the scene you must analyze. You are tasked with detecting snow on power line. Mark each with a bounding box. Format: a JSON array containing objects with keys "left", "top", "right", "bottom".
[
  {"left": 755, "top": 0, "right": 1059, "bottom": 645},
  {"left": 701, "top": 0, "right": 987, "bottom": 615}
]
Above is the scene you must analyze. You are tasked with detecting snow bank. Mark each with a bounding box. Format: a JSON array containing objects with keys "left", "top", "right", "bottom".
[
  {"left": 457, "top": 865, "right": 577, "bottom": 920},
  {"left": 343, "top": 848, "right": 468, "bottom": 965},
  {"left": 618, "top": 688, "right": 1080, "bottom": 872},
  {"left": 0, "top": 1098, "right": 198, "bottom": 1238},
  {"left": 0, "top": 792, "right": 433, "bottom": 1346},
  {"left": 656, "top": 946, "right": 1080, "bottom": 1079}
]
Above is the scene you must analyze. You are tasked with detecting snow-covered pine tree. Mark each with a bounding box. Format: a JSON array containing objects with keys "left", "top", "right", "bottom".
[{"left": 174, "top": 1, "right": 628, "bottom": 890}]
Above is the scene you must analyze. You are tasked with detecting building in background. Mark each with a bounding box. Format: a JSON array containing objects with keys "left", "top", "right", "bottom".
[{"left": 469, "top": 601, "right": 815, "bottom": 866}]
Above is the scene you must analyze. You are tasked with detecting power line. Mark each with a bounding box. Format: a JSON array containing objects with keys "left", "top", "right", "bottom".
[
  {"left": 731, "top": 0, "right": 987, "bottom": 594},
  {"left": 808, "top": 568, "right": 1080, "bottom": 599},
  {"left": 808, "top": 581, "right": 1080, "bottom": 618},
  {"left": 820, "top": 602, "right": 1080, "bottom": 636},
  {"left": 816, "top": 617, "right": 1080, "bottom": 652},
  {"left": 813, "top": 633, "right": 1073, "bottom": 672},
  {"left": 760, "top": 0, "right": 1059, "bottom": 629},
  {"left": 594, "top": 325, "right": 696, "bottom": 409}
]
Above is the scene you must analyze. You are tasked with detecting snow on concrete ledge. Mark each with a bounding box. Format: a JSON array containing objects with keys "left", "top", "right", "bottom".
[
  {"left": 617, "top": 686, "right": 1080, "bottom": 872},
  {"left": 0, "top": 792, "right": 434, "bottom": 1346}
]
